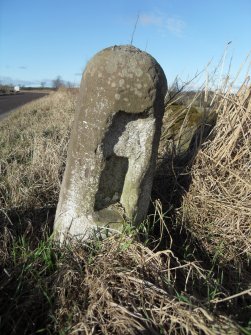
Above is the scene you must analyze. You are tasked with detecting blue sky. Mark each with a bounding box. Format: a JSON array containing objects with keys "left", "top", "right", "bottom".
[{"left": 0, "top": 0, "right": 250, "bottom": 87}]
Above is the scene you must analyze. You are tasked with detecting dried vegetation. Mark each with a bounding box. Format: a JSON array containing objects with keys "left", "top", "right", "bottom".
[
  {"left": 0, "top": 68, "right": 251, "bottom": 335},
  {"left": 180, "top": 82, "right": 251, "bottom": 265}
]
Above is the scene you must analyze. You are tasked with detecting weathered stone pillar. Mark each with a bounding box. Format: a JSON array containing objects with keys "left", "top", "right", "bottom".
[{"left": 54, "top": 45, "right": 167, "bottom": 242}]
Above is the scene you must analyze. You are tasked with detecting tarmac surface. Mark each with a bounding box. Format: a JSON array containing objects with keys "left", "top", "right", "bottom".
[{"left": 0, "top": 92, "right": 48, "bottom": 120}]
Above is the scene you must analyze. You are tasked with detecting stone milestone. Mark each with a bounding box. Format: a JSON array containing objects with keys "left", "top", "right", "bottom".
[{"left": 54, "top": 45, "right": 167, "bottom": 242}]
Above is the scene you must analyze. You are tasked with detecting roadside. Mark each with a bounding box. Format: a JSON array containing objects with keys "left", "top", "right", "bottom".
[{"left": 0, "top": 92, "right": 49, "bottom": 121}]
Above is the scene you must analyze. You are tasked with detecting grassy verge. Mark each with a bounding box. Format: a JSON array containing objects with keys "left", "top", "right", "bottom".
[
  {"left": 0, "top": 83, "right": 250, "bottom": 334},
  {"left": 0, "top": 230, "right": 242, "bottom": 334},
  {"left": 179, "top": 84, "right": 251, "bottom": 265}
]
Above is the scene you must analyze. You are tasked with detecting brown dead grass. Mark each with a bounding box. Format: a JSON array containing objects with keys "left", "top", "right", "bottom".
[
  {"left": 179, "top": 82, "right": 251, "bottom": 266},
  {"left": 0, "top": 229, "right": 241, "bottom": 335},
  {"left": 52, "top": 236, "right": 239, "bottom": 335},
  {"left": 0, "top": 84, "right": 249, "bottom": 334},
  {"left": 0, "top": 89, "right": 75, "bottom": 211}
]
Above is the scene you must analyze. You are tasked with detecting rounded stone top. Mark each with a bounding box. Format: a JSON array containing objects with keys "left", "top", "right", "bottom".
[{"left": 80, "top": 45, "right": 167, "bottom": 114}]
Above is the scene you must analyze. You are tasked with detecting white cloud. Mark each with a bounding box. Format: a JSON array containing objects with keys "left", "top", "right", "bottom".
[
  {"left": 139, "top": 12, "right": 186, "bottom": 37},
  {"left": 166, "top": 17, "right": 186, "bottom": 36},
  {"left": 139, "top": 14, "right": 163, "bottom": 27}
]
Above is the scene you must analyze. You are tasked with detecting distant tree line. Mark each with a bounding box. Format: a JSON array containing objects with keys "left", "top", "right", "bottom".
[
  {"left": 0, "top": 84, "right": 17, "bottom": 94},
  {"left": 51, "top": 76, "right": 75, "bottom": 89}
]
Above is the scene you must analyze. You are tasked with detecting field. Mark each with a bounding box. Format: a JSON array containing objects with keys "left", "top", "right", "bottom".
[{"left": 0, "top": 78, "right": 250, "bottom": 334}]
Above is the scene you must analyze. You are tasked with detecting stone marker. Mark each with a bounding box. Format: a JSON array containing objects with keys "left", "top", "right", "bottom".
[{"left": 54, "top": 45, "right": 167, "bottom": 243}]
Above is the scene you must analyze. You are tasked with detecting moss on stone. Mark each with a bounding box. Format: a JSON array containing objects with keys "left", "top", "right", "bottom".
[{"left": 160, "top": 104, "right": 216, "bottom": 156}]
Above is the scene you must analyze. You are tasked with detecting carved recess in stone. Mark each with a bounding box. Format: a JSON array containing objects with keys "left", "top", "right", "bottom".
[{"left": 54, "top": 45, "right": 167, "bottom": 242}]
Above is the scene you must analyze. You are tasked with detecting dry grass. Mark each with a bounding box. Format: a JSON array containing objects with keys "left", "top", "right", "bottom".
[
  {"left": 0, "top": 230, "right": 240, "bottom": 335},
  {"left": 0, "top": 83, "right": 250, "bottom": 334},
  {"left": 52, "top": 236, "right": 240, "bottom": 335},
  {"left": 0, "top": 89, "right": 75, "bottom": 212},
  {"left": 179, "top": 82, "right": 251, "bottom": 266}
]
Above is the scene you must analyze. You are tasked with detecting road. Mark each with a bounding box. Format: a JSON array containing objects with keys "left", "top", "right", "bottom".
[{"left": 0, "top": 92, "right": 48, "bottom": 120}]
